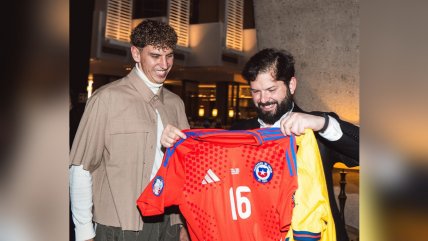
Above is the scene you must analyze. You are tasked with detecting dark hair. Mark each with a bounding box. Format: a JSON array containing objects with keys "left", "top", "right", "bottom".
[
  {"left": 130, "top": 20, "right": 178, "bottom": 50},
  {"left": 242, "top": 48, "right": 295, "bottom": 85}
]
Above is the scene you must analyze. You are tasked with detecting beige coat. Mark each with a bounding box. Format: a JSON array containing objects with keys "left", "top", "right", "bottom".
[{"left": 70, "top": 68, "right": 189, "bottom": 230}]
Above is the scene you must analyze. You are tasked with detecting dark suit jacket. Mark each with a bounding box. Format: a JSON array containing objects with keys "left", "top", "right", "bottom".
[{"left": 230, "top": 105, "right": 359, "bottom": 241}]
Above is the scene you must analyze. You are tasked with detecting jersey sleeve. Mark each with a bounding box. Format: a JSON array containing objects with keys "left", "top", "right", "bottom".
[
  {"left": 277, "top": 135, "right": 298, "bottom": 239},
  {"left": 286, "top": 129, "right": 336, "bottom": 241},
  {"left": 136, "top": 143, "right": 186, "bottom": 216}
]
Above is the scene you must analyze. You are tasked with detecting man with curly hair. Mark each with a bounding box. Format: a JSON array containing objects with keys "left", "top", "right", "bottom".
[{"left": 70, "top": 20, "right": 190, "bottom": 241}]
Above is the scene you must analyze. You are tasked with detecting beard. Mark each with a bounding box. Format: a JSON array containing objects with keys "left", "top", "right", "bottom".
[{"left": 256, "top": 92, "right": 293, "bottom": 125}]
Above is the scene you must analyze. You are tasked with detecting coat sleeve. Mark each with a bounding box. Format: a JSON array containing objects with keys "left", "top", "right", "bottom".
[{"left": 69, "top": 92, "right": 109, "bottom": 172}]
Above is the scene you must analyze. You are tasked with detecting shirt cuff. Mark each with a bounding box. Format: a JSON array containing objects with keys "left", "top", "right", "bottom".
[
  {"left": 319, "top": 116, "right": 343, "bottom": 141},
  {"left": 169, "top": 213, "right": 185, "bottom": 226},
  {"left": 74, "top": 222, "right": 95, "bottom": 241}
]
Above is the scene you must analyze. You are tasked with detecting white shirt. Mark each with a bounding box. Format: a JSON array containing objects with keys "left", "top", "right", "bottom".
[
  {"left": 257, "top": 103, "right": 343, "bottom": 141},
  {"left": 69, "top": 165, "right": 95, "bottom": 241},
  {"left": 69, "top": 64, "right": 166, "bottom": 241},
  {"left": 134, "top": 63, "right": 165, "bottom": 180}
]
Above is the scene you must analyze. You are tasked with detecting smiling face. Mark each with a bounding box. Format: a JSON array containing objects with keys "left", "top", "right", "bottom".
[
  {"left": 131, "top": 45, "right": 174, "bottom": 84},
  {"left": 250, "top": 71, "right": 296, "bottom": 125}
]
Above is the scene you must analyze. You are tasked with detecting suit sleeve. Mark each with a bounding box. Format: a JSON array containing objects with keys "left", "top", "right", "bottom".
[
  {"left": 311, "top": 111, "right": 359, "bottom": 163},
  {"left": 136, "top": 144, "right": 186, "bottom": 216},
  {"left": 286, "top": 130, "right": 336, "bottom": 241}
]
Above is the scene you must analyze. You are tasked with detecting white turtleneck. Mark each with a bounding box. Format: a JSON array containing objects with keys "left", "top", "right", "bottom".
[{"left": 135, "top": 63, "right": 165, "bottom": 180}]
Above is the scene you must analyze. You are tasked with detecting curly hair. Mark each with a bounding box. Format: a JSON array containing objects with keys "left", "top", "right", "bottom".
[
  {"left": 242, "top": 48, "right": 295, "bottom": 86},
  {"left": 130, "top": 19, "right": 178, "bottom": 50}
]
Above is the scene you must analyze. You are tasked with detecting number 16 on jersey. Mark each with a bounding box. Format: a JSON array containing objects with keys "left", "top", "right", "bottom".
[{"left": 229, "top": 186, "right": 251, "bottom": 220}]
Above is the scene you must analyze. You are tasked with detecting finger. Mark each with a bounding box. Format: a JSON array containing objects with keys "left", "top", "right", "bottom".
[
  {"left": 287, "top": 118, "right": 295, "bottom": 136},
  {"left": 280, "top": 123, "right": 286, "bottom": 136},
  {"left": 161, "top": 136, "right": 175, "bottom": 148},
  {"left": 280, "top": 118, "right": 289, "bottom": 136},
  {"left": 280, "top": 122, "right": 287, "bottom": 136},
  {"left": 281, "top": 121, "right": 292, "bottom": 136},
  {"left": 291, "top": 125, "right": 302, "bottom": 136},
  {"left": 161, "top": 140, "right": 171, "bottom": 148},
  {"left": 285, "top": 125, "right": 292, "bottom": 136},
  {"left": 298, "top": 125, "right": 306, "bottom": 135},
  {"left": 165, "top": 125, "right": 186, "bottom": 139},
  {"left": 173, "top": 129, "right": 187, "bottom": 139}
]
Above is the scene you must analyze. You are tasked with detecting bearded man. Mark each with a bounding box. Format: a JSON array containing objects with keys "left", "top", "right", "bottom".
[{"left": 229, "top": 48, "right": 359, "bottom": 241}]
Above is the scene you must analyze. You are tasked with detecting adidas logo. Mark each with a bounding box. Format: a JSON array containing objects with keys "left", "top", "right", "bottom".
[{"left": 202, "top": 169, "right": 220, "bottom": 184}]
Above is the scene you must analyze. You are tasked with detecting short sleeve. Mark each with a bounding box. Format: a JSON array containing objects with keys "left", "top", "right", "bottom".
[{"left": 70, "top": 92, "right": 109, "bottom": 172}]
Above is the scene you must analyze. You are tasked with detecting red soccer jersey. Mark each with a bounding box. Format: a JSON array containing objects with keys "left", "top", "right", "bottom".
[{"left": 137, "top": 128, "right": 298, "bottom": 241}]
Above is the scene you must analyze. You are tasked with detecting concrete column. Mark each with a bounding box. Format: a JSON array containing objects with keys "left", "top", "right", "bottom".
[{"left": 253, "top": 0, "right": 359, "bottom": 124}]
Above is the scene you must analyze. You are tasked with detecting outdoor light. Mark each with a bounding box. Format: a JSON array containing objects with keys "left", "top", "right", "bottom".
[
  {"left": 212, "top": 108, "right": 218, "bottom": 117},
  {"left": 87, "top": 73, "right": 94, "bottom": 98},
  {"left": 198, "top": 106, "right": 205, "bottom": 117},
  {"left": 228, "top": 109, "right": 234, "bottom": 118}
]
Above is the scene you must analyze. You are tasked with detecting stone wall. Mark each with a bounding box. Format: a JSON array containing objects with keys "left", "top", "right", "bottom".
[{"left": 253, "top": 0, "right": 359, "bottom": 124}]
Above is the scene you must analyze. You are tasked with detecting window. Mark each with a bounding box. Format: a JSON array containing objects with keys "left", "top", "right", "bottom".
[
  {"left": 105, "top": 0, "right": 133, "bottom": 42},
  {"left": 225, "top": 0, "right": 243, "bottom": 51},
  {"left": 168, "top": 0, "right": 190, "bottom": 47}
]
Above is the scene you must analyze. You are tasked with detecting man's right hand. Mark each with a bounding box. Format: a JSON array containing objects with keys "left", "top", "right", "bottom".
[{"left": 160, "top": 124, "right": 187, "bottom": 148}]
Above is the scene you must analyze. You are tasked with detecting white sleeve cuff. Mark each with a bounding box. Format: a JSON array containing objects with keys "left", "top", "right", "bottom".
[
  {"left": 319, "top": 116, "right": 343, "bottom": 141},
  {"left": 74, "top": 222, "right": 96, "bottom": 241},
  {"left": 70, "top": 165, "right": 95, "bottom": 241}
]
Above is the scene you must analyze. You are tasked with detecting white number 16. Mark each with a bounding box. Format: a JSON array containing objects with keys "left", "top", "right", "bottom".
[{"left": 229, "top": 186, "right": 251, "bottom": 220}]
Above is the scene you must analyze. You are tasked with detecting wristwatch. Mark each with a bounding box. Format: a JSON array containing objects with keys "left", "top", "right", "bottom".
[{"left": 319, "top": 113, "right": 329, "bottom": 133}]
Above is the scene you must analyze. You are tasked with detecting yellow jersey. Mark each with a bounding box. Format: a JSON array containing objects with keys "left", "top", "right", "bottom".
[{"left": 285, "top": 129, "right": 336, "bottom": 241}]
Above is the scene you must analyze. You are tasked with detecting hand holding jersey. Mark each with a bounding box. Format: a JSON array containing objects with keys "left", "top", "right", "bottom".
[
  {"left": 279, "top": 112, "right": 325, "bottom": 136},
  {"left": 139, "top": 128, "right": 298, "bottom": 240},
  {"left": 160, "top": 114, "right": 326, "bottom": 149},
  {"left": 161, "top": 124, "right": 187, "bottom": 148}
]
